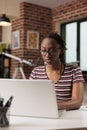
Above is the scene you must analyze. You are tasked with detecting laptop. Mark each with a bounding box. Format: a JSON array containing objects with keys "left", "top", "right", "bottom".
[{"left": 0, "top": 79, "right": 59, "bottom": 119}]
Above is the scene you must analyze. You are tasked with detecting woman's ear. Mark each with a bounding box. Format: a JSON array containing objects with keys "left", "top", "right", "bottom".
[
  {"left": 59, "top": 48, "right": 65, "bottom": 59},
  {"left": 60, "top": 48, "right": 64, "bottom": 55}
]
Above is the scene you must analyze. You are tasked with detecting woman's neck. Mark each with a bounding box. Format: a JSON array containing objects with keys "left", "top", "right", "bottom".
[
  {"left": 46, "top": 61, "right": 62, "bottom": 71},
  {"left": 45, "top": 61, "right": 64, "bottom": 83}
]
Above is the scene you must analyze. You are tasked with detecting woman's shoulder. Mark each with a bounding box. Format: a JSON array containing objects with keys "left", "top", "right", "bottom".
[
  {"left": 64, "top": 63, "right": 81, "bottom": 71},
  {"left": 65, "top": 63, "right": 80, "bottom": 68}
]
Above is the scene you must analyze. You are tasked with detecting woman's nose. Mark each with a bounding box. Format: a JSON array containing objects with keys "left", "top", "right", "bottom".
[{"left": 45, "top": 52, "right": 52, "bottom": 58}]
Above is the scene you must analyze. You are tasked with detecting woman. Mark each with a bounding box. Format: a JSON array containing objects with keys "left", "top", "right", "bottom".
[{"left": 29, "top": 32, "right": 85, "bottom": 110}]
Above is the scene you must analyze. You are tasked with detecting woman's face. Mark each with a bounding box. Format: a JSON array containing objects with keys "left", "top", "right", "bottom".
[{"left": 40, "top": 38, "right": 62, "bottom": 64}]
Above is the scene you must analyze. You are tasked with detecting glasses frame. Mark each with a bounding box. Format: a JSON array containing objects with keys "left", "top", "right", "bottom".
[{"left": 40, "top": 47, "right": 61, "bottom": 55}]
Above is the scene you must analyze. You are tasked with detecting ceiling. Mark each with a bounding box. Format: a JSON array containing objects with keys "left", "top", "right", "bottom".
[
  {"left": 15, "top": 0, "right": 73, "bottom": 9},
  {"left": 0, "top": 0, "right": 73, "bottom": 19}
]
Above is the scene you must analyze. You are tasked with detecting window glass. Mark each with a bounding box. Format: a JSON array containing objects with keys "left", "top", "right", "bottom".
[
  {"left": 66, "top": 22, "right": 77, "bottom": 63},
  {"left": 80, "top": 22, "right": 87, "bottom": 71}
]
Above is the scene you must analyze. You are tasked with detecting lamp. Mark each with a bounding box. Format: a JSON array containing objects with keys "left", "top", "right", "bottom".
[
  {"left": 0, "top": 0, "right": 11, "bottom": 26},
  {"left": 0, "top": 14, "right": 11, "bottom": 26},
  {"left": 2, "top": 52, "right": 35, "bottom": 79}
]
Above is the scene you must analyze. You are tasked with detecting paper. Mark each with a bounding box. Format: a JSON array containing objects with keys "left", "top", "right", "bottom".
[{"left": 80, "top": 105, "right": 87, "bottom": 111}]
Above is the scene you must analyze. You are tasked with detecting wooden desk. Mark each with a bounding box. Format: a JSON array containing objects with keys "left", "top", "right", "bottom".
[{"left": 0, "top": 109, "right": 87, "bottom": 130}]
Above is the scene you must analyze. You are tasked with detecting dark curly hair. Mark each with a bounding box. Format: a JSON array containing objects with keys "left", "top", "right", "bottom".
[{"left": 46, "top": 32, "right": 66, "bottom": 50}]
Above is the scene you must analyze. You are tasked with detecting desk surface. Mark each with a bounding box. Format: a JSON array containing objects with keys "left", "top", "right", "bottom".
[{"left": 0, "top": 109, "right": 87, "bottom": 130}]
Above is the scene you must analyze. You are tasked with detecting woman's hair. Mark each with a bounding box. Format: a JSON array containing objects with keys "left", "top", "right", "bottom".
[{"left": 45, "top": 32, "right": 66, "bottom": 50}]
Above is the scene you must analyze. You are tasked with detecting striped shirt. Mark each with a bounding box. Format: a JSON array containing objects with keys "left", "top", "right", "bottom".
[{"left": 29, "top": 64, "right": 84, "bottom": 102}]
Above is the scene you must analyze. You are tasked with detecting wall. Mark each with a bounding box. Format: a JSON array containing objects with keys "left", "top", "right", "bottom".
[
  {"left": 2, "top": 26, "right": 11, "bottom": 44},
  {"left": 52, "top": 0, "right": 87, "bottom": 31},
  {"left": 0, "top": 0, "right": 20, "bottom": 19},
  {"left": 11, "top": 2, "right": 52, "bottom": 78},
  {"left": 0, "top": 27, "right": 2, "bottom": 42}
]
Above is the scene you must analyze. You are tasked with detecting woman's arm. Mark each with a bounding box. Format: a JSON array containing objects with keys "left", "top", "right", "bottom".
[{"left": 58, "top": 82, "right": 84, "bottom": 110}]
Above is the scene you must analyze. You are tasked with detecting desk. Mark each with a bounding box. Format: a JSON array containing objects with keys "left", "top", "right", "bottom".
[{"left": 0, "top": 109, "right": 87, "bottom": 130}]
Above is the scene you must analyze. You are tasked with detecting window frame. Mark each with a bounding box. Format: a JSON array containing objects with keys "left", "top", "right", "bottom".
[{"left": 61, "top": 17, "right": 87, "bottom": 73}]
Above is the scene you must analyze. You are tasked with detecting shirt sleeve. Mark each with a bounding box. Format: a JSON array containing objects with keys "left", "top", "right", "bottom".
[
  {"left": 29, "top": 68, "right": 36, "bottom": 80},
  {"left": 72, "top": 65, "right": 85, "bottom": 83}
]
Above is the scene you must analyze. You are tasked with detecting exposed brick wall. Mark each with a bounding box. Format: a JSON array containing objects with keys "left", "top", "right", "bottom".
[
  {"left": 52, "top": 0, "right": 87, "bottom": 30},
  {"left": 11, "top": 2, "right": 52, "bottom": 78},
  {"left": 0, "top": 27, "right": 2, "bottom": 42}
]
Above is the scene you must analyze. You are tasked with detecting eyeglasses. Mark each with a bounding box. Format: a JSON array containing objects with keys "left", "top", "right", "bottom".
[{"left": 40, "top": 48, "right": 61, "bottom": 55}]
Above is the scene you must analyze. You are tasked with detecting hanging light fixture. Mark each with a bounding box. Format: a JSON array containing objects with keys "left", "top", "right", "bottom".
[
  {"left": 0, "top": 0, "right": 11, "bottom": 26},
  {"left": 0, "top": 14, "right": 11, "bottom": 26}
]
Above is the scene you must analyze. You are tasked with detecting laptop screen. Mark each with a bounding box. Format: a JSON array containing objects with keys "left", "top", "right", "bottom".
[{"left": 0, "top": 79, "right": 59, "bottom": 119}]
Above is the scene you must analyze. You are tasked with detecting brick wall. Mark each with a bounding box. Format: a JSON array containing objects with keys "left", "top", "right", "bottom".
[
  {"left": 0, "top": 27, "right": 2, "bottom": 42},
  {"left": 52, "top": 0, "right": 87, "bottom": 30},
  {"left": 11, "top": 2, "right": 52, "bottom": 78}
]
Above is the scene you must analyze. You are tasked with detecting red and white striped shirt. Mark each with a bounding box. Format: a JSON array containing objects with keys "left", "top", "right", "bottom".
[{"left": 29, "top": 64, "right": 84, "bottom": 102}]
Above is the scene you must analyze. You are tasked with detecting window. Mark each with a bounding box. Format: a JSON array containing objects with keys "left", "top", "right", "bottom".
[
  {"left": 80, "top": 21, "right": 87, "bottom": 71},
  {"left": 66, "top": 22, "right": 77, "bottom": 63},
  {"left": 61, "top": 18, "right": 87, "bottom": 72}
]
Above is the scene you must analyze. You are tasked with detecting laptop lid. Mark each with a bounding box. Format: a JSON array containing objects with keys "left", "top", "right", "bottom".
[{"left": 0, "top": 79, "right": 59, "bottom": 119}]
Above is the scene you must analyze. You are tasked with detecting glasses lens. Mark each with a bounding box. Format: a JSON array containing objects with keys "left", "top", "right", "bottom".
[{"left": 40, "top": 48, "right": 60, "bottom": 55}]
